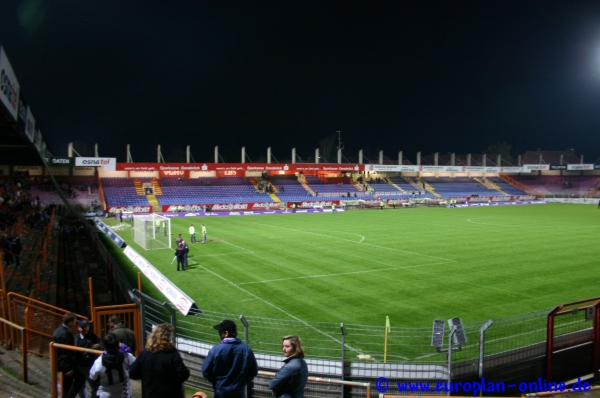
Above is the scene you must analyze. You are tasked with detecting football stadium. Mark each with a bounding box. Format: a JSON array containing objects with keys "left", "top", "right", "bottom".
[{"left": 2, "top": 35, "right": 600, "bottom": 398}]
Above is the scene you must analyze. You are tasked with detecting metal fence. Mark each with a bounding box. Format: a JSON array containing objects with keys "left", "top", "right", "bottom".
[{"left": 134, "top": 289, "right": 589, "bottom": 397}]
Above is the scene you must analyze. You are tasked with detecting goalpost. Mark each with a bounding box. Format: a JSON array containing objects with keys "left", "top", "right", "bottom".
[{"left": 132, "top": 214, "right": 171, "bottom": 250}]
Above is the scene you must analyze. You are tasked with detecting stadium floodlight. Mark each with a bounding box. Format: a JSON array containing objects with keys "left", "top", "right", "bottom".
[
  {"left": 132, "top": 214, "right": 171, "bottom": 250},
  {"left": 431, "top": 319, "right": 445, "bottom": 348},
  {"left": 432, "top": 317, "right": 467, "bottom": 353},
  {"left": 448, "top": 317, "right": 467, "bottom": 346}
]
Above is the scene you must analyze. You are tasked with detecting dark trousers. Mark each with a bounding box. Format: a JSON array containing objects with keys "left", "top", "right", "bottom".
[
  {"left": 177, "top": 257, "right": 184, "bottom": 271},
  {"left": 62, "top": 370, "right": 86, "bottom": 398}
]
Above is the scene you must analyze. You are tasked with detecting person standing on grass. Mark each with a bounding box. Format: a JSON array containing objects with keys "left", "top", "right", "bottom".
[
  {"left": 201, "top": 224, "right": 207, "bottom": 243},
  {"left": 175, "top": 242, "right": 186, "bottom": 271},
  {"left": 189, "top": 224, "right": 196, "bottom": 243},
  {"left": 269, "top": 335, "right": 308, "bottom": 398},
  {"left": 182, "top": 240, "right": 189, "bottom": 269},
  {"left": 202, "top": 320, "right": 258, "bottom": 398},
  {"left": 129, "top": 323, "right": 190, "bottom": 398}
]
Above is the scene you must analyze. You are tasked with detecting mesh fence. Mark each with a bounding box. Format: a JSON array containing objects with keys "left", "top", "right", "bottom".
[{"left": 135, "top": 291, "right": 575, "bottom": 397}]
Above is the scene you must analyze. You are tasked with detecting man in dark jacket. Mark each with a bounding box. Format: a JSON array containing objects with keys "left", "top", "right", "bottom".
[
  {"left": 108, "top": 315, "right": 137, "bottom": 354},
  {"left": 175, "top": 242, "right": 186, "bottom": 271},
  {"left": 53, "top": 312, "right": 85, "bottom": 398},
  {"left": 181, "top": 240, "right": 189, "bottom": 269},
  {"left": 201, "top": 320, "right": 258, "bottom": 398},
  {"left": 75, "top": 320, "right": 101, "bottom": 398}
]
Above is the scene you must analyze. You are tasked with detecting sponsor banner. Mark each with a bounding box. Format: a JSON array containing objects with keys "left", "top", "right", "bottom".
[
  {"left": 366, "top": 164, "right": 504, "bottom": 173},
  {"left": 107, "top": 206, "right": 152, "bottom": 214},
  {"left": 516, "top": 195, "right": 536, "bottom": 201},
  {"left": 465, "top": 166, "right": 485, "bottom": 172},
  {"left": 162, "top": 202, "right": 281, "bottom": 212},
  {"left": 420, "top": 165, "right": 447, "bottom": 172},
  {"left": 523, "top": 164, "right": 550, "bottom": 171},
  {"left": 0, "top": 46, "right": 20, "bottom": 120},
  {"left": 366, "top": 164, "right": 420, "bottom": 172},
  {"left": 567, "top": 164, "right": 594, "bottom": 171},
  {"left": 118, "top": 162, "right": 361, "bottom": 173},
  {"left": 500, "top": 166, "right": 524, "bottom": 173},
  {"left": 549, "top": 165, "right": 567, "bottom": 170},
  {"left": 75, "top": 157, "right": 116, "bottom": 171},
  {"left": 25, "top": 106, "right": 35, "bottom": 142},
  {"left": 94, "top": 217, "right": 125, "bottom": 247},
  {"left": 13, "top": 165, "right": 43, "bottom": 175},
  {"left": 490, "top": 196, "right": 513, "bottom": 202},
  {"left": 84, "top": 210, "right": 106, "bottom": 217},
  {"left": 294, "top": 200, "right": 340, "bottom": 208},
  {"left": 123, "top": 245, "right": 198, "bottom": 316},
  {"left": 484, "top": 167, "right": 500, "bottom": 173},
  {"left": 217, "top": 170, "right": 239, "bottom": 177},
  {"left": 73, "top": 166, "right": 96, "bottom": 176},
  {"left": 385, "top": 199, "right": 410, "bottom": 205},
  {"left": 160, "top": 169, "right": 187, "bottom": 177},
  {"left": 48, "top": 157, "right": 73, "bottom": 166}
]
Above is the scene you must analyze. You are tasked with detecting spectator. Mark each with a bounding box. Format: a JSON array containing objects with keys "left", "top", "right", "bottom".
[
  {"left": 53, "top": 312, "right": 86, "bottom": 398},
  {"left": 269, "top": 335, "right": 308, "bottom": 398},
  {"left": 90, "top": 333, "right": 136, "bottom": 398},
  {"left": 76, "top": 320, "right": 101, "bottom": 398},
  {"left": 108, "top": 315, "right": 137, "bottom": 354},
  {"left": 129, "top": 323, "right": 189, "bottom": 398},
  {"left": 202, "top": 320, "right": 258, "bottom": 398}
]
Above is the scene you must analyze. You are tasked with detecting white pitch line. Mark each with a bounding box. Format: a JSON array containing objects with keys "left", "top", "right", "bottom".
[
  {"left": 239, "top": 261, "right": 452, "bottom": 285},
  {"left": 248, "top": 222, "right": 455, "bottom": 262},
  {"left": 213, "top": 238, "right": 255, "bottom": 254},
  {"left": 196, "top": 262, "right": 361, "bottom": 353}
]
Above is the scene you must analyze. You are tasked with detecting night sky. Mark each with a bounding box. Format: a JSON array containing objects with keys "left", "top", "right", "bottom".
[{"left": 1, "top": 1, "right": 600, "bottom": 164}]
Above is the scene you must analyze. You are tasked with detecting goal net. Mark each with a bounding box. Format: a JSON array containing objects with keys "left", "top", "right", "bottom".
[{"left": 132, "top": 214, "right": 171, "bottom": 250}]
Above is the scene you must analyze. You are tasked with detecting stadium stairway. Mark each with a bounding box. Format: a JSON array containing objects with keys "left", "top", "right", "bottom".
[
  {"left": 151, "top": 179, "right": 163, "bottom": 195},
  {"left": 133, "top": 179, "right": 144, "bottom": 195},
  {"left": 474, "top": 177, "right": 507, "bottom": 195},
  {"left": 385, "top": 178, "right": 406, "bottom": 193},
  {"left": 300, "top": 180, "right": 315, "bottom": 195},
  {"left": 268, "top": 192, "right": 281, "bottom": 202},
  {"left": 146, "top": 194, "right": 160, "bottom": 211}
]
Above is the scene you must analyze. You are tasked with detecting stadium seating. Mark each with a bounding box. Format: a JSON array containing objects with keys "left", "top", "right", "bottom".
[
  {"left": 509, "top": 175, "right": 600, "bottom": 196},
  {"left": 155, "top": 177, "right": 275, "bottom": 205}
]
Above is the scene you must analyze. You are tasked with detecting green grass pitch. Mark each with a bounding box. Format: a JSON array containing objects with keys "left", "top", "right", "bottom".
[{"left": 105, "top": 204, "right": 600, "bottom": 329}]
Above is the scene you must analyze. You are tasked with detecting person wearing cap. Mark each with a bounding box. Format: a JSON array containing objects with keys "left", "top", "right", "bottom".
[
  {"left": 201, "top": 320, "right": 258, "bottom": 398},
  {"left": 76, "top": 320, "right": 101, "bottom": 398}
]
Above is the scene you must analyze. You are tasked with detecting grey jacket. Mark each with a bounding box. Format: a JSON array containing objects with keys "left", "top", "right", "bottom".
[{"left": 268, "top": 356, "right": 308, "bottom": 398}]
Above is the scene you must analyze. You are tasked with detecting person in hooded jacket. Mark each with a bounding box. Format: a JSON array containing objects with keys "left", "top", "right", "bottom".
[
  {"left": 89, "top": 333, "right": 135, "bottom": 398},
  {"left": 269, "top": 335, "right": 308, "bottom": 398}
]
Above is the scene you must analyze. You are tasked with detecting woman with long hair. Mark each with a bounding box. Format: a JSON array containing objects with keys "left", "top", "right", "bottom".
[
  {"left": 129, "top": 323, "right": 190, "bottom": 398},
  {"left": 268, "top": 335, "right": 308, "bottom": 398}
]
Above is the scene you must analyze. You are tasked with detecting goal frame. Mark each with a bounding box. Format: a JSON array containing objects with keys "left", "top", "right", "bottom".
[{"left": 132, "top": 213, "right": 171, "bottom": 250}]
